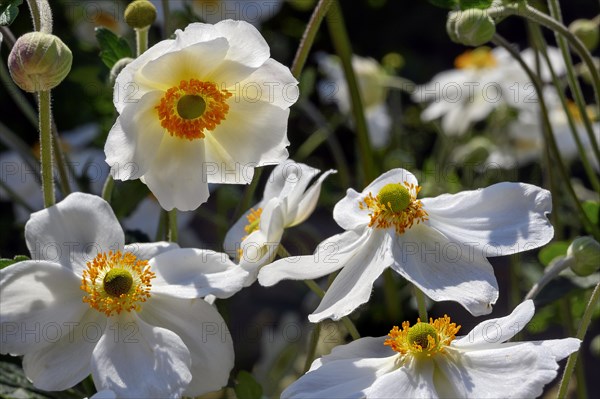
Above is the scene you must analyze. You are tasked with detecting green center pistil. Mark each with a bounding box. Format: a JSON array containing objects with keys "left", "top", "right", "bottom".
[
  {"left": 377, "top": 183, "right": 411, "bottom": 213},
  {"left": 407, "top": 322, "right": 439, "bottom": 349},
  {"left": 103, "top": 268, "right": 133, "bottom": 297},
  {"left": 177, "top": 94, "right": 206, "bottom": 120}
]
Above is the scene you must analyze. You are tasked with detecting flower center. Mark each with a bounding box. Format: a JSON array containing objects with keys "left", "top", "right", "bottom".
[
  {"left": 244, "top": 207, "right": 263, "bottom": 235},
  {"left": 454, "top": 47, "right": 497, "bottom": 70},
  {"left": 81, "top": 251, "right": 155, "bottom": 316},
  {"left": 359, "top": 182, "right": 428, "bottom": 234},
  {"left": 156, "top": 79, "right": 232, "bottom": 141},
  {"left": 384, "top": 315, "right": 461, "bottom": 357}
]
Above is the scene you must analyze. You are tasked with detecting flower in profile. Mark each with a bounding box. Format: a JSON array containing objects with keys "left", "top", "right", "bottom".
[
  {"left": 282, "top": 300, "right": 580, "bottom": 398},
  {"left": 224, "top": 160, "right": 336, "bottom": 285},
  {"left": 259, "top": 168, "right": 554, "bottom": 321},
  {"left": 0, "top": 193, "right": 246, "bottom": 397},
  {"left": 318, "top": 53, "right": 392, "bottom": 149},
  {"left": 105, "top": 20, "right": 298, "bottom": 211},
  {"left": 412, "top": 46, "right": 565, "bottom": 135}
]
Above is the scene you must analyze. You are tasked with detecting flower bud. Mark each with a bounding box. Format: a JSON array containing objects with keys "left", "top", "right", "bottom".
[
  {"left": 8, "top": 32, "right": 72, "bottom": 93},
  {"left": 567, "top": 236, "right": 600, "bottom": 276},
  {"left": 451, "top": 9, "right": 496, "bottom": 47},
  {"left": 569, "top": 19, "right": 599, "bottom": 52},
  {"left": 124, "top": 0, "right": 157, "bottom": 29}
]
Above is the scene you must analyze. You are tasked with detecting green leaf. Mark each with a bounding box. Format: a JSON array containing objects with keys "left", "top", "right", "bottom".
[
  {"left": 459, "top": 0, "right": 493, "bottom": 10},
  {"left": 234, "top": 371, "right": 263, "bottom": 399},
  {"left": 538, "top": 241, "right": 569, "bottom": 266},
  {"left": 0, "top": 255, "right": 29, "bottom": 269},
  {"left": 95, "top": 27, "right": 133, "bottom": 69},
  {"left": 0, "top": 0, "right": 22, "bottom": 26},
  {"left": 582, "top": 201, "right": 599, "bottom": 233},
  {"left": 427, "top": 0, "right": 458, "bottom": 9}
]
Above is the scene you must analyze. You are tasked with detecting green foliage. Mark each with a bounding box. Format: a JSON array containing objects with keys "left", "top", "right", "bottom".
[
  {"left": 538, "top": 241, "right": 569, "bottom": 266},
  {"left": 0, "top": 0, "right": 22, "bottom": 26},
  {"left": 95, "top": 27, "right": 133, "bottom": 69},
  {"left": 582, "top": 201, "right": 599, "bottom": 234},
  {"left": 0, "top": 255, "right": 29, "bottom": 269},
  {"left": 234, "top": 370, "right": 263, "bottom": 399},
  {"left": 459, "top": 0, "right": 494, "bottom": 10}
]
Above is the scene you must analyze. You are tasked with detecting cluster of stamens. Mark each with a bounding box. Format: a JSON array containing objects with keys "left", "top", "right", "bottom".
[
  {"left": 384, "top": 315, "right": 461, "bottom": 357},
  {"left": 237, "top": 207, "right": 263, "bottom": 260},
  {"left": 454, "top": 46, "right": 497, "bottom": 70},
  {"left": 81, "top": 251, "right": 155, "bottom": 317},
  {"left": 156, "top": 78, "right": 232, "bottom": 140},
  {"left": 360, "top": 182, "right": 428, "bottom": 234}
]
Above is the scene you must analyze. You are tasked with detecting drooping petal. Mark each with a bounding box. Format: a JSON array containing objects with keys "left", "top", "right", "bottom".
[
  {"left": 365, "top": 357, "right": 438, "bottom": 398},
  {"left": 24, "top": 192, "right": 124, "bottom": 274},
  {"left": 309, "top": 229, "right": 393, "bottom": 322},
  {"left": 141, "top": 134, "right": 210, "bottom": 211},
  {"left": 437, "top": 341, "right": 579, "bottom": 398},
  {"left": 151, "top": 248, "right": 248, "bottom": 298},
  {"left": 0, "top": 261, "right": 88, "bottom": 355},
  {"left": 258, "top": 229, "right": 367, "bottom": 287},
  {"left": 22, "top": 309, "right": 105, "bottom": 391},
  {"left": 139, "top": 293, "right": 234, "bottom": 397},
  {"left": 391, "top": 224, "right": 498, "bottom": 316},
  {"left": 91, "top": 314, "right": 192, "bottom": 398},
  {"left": 263, "top": 161, "right": 319, "bottom": 210},
  {"left": 423, "top": 182, "right": 553, "bottom": 257},
  {"left": 282, "top": 357, "right": 397, "bottom": 399},
  {"left": 453, "top": 300, "right": 534, "bottom": 348},
  {"left": 333, "top": 168, "right": 419, "bottom": 231},
  {"left": 289, "top": 169, "right": 337, "bottom": 227},
  {"left": 105, "top": 91, "right": 166, "bottom": 180}
]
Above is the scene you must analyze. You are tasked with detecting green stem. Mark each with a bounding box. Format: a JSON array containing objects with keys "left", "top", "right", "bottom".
[
  {"left": 492, "top": 35, "right": 600, "bottom": 239},
  {"left": 38, "top": 90, "right": 54, "bottom": 207},
  {"left": 557, "top": 283, "right": 599, "bottom": 399},
  {"left": 528, "top": 23, "right": 600, "bottom": 191},
  {"left": 290, "top": 0, "right": 333, "bottom": 79},
  {"left": 303, "top": 322, "right": 322, "bottom": 373},
  {"left": 25, "top": 0, "right": 41, "bottom": 31},
  {"left": 168, "top": 209, "right": 178, "bottom": 243},
  {"left": 326, "top": 0, "right": 375, "bottom": 185},
  {"left": 160, "top": 0, "right": 170, "bottom": 38},
  {"left": 413, "top": 285, "right": 428, "bottom": 322},
  {"left": 26, "top": 0, "right": 52, "bottom": 33},
  {"left": 545, "top": 0, "right": 600, "bottom": 165},
  {"left": 135, "top": 26, "right": 150, "bottom": 57},
  {"left": 102, "top": 175, "right": 114, "bottom": 202},
  {"left": 50, "top": 121, "right": 72, "bottom": 196}
]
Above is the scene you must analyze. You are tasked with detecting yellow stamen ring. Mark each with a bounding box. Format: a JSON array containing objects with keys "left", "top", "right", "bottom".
[
  {"left": 156, "top": 79, "right": 232, "bottom": 140},
  {"left": 81, "top": 251, "right": 155, "bottom": 317},
  {"left": 384, "top": 315, "right": 461, "bottom": 357}
]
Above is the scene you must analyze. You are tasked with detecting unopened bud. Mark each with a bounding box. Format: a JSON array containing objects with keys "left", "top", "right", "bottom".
[
  {"left": 124, "top": 0, "right": 157, "bottom": 29},
  {"left": 451, "top": 9, "right": 496, "bottom": 47},
  {"left": 8, "top": 32, "right": 72, "bottom": 93},
  {"left": 569, "top": 19, "right": 599, "bottom": 52},
  {"left": 567, "top": 236, "right": 600, "bottom": 276}
]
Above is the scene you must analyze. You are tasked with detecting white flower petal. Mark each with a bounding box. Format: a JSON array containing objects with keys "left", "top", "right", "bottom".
[
  {"left": 139, "top": 293, "right": 234, "bottom": 397},
  {"left": 392, "top": 224, "right": 498, "bottom": 316},
  {"left": 24, "top": 192, "right": 124, "bottom": 274},
  {"left": 289, "top": 169, "right": 337, "bottom": 227},
  {"left": 453, "top": 300, "right": 534, "bottom": 348},
  {"left": 105, "top": 91, "right": 166, "bottom": 180},
  {"left": 309, "top": 229, "right": 393, "bottom": 322},
  {"left": 258, "top": 229, "right": 366, "bottom": 287},
  {"left": 91, "top": 314, "right": 192, "bottom": 398},
  {"left": 0, "top": 261, "right": 88, "bottom": 355},
  {"left": 282, "top": 357, "right": 396, "bottom": 399},
  {"left": 309, "top": 336, "right": 392, "bottom": 371},
  {"left": 124, "top": 241, "right": 180, "bottom": 261},
  {"left": 142, "top": 134, "right": 210, "bottom": 211},
  {"left": 22, "top": 309, "right": 105, "bottom": 391},
  {"left": 438, "top": 341, "right": 578, "bottom": 398},
  {"left": 151, "top": 248, "right": 247, "bottom": 298},
  {"left": 365, "top": 357, "right": 438, "bottom": 398},
  {"left": 214, "top": 20, "right": 270, "bottom": 67},
  {"left": 223, "top": 204, "right": 261, "bottom": 258},
  {"left": 204, "top": 100, "right": 290, "bottom": 184},
  {"left": 423, "top": 182, "right": 553, "bottom": 258},
  {"left": 265, "top": 161, "right": 319, "bottom": 210},
  {"left": 333, "top": 168, "right": 418, "bottom": 231}
]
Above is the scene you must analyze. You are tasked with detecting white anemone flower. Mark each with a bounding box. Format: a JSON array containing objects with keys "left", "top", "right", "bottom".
[
  {"left": 105, "top": 20, "right": 298, "bottom": 211},
  {"left": 224, "top": 160, "right": 336, "bottom": 285},
  {"left": 318, "top": 54, "right": 392, "bottom": 149},
  {"left": 282, "top": 300, "right": 580, "bottom": 399},
  {"left": 0, "top": 193, "right": 247, "bottom": 398},
  {"left": 412, "top": 46, "right": 565, "bottom": 135},
  {"left": 259, "top": 168, "right": 554, "bottom": 321}
]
